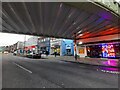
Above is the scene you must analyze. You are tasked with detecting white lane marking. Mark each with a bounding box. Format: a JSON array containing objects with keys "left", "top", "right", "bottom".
[
  {"left": 101, "top": 70, "right": 120, "bottom": 74},
  {"left": 12, "top": 62, "right": 32, "bottom": 74}
]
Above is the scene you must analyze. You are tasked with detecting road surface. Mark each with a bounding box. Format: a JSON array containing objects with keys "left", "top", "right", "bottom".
[{"left": 2, "top": 54, "right": 119, "bottom": 88}]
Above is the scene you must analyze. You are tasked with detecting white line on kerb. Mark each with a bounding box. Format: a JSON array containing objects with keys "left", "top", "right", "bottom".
[{"left": 12, "top": 62, "right": 32, "bottom": 74}]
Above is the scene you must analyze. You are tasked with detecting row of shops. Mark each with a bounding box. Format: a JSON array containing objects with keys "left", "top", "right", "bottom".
[
  {"left": 6, "top": 36, "right": 120, "bottom": 59},
  {"left": 50, "top": 39, "right": 74, "bottom": 56},
  {"left": 76, "top": 34, "right": 120, "bottom": 59},
  {"left": 77, "top": 43, "right": 120, "bottom": 59},
  {"left": 23, "top": 37, "right": 74, "bottom": 56},
  {"left": 24, "top": 37, "right": 120, "bottom": 59}
]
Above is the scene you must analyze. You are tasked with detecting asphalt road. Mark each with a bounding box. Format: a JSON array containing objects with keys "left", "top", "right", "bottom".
[{"left": 2, "top": 54, "right": 119, "bottom": 88}]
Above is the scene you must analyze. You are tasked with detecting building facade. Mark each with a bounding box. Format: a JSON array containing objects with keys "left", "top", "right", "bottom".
[
  {"left": 16, "top": 41, "right": 24, "bottom": 54},
  {"left": 50, "top": 38, "right": 74, "bottom": 56},
  {"left": 38, "top": 37, "right": 50, "bottom": 54},
  {"left": 61, "top": 39, "right": 74, "bottom": 56},
  {"left": 24, "top": 36, "right": 39, "bottom": 54},
  {"left": 50, "top": 38, "right": 62, "bottom": 56}
]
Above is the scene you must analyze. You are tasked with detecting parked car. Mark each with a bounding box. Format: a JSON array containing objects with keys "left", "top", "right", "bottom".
[
  {"left": 27, "top": 52, "right": 41, "bottom": 58},
  {"left": 3, "top": 51, "right": 9, "bottom": 54}
]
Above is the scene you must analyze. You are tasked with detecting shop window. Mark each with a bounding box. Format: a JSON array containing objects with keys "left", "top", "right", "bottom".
[
  {"left": 86, "top": 45, "right": 102, "bottom": 58},
  {"left": 79, "top": 48, "right": 84, "bottom": 54},
  {"left": 102, "top": 44, "right": 115, "bottom": 58}
]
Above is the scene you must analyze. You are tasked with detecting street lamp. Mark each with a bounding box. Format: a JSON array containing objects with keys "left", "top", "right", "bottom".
[{"left": 78, "top": 42, "right": 83, "bottom": 45}]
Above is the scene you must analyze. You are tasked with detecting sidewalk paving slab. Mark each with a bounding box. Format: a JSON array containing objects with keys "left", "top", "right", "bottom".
[{"left": 46, "top": 56, "right": 120, "bottom": 68}]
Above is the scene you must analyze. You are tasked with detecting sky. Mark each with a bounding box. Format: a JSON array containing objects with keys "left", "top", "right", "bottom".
[{"left": 0, "top": 32, "right": 33, "bottom": 46}]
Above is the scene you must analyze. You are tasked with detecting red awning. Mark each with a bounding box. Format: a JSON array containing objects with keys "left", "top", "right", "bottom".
[{"left": 24, "top": 45, "right": 36, "bottom": 51}]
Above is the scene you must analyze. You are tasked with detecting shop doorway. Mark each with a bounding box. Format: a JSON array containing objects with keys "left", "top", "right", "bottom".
[{"left": 66, "top": 49, "right": 71, "bottom": 55}]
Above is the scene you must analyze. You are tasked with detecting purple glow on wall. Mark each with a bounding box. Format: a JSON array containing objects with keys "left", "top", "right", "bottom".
[
  {"left": 99, "top": 11, "right": 112, "bottom": 20},
  {"left": 96, "top": 18, "right": 104, "bottom": 23}
]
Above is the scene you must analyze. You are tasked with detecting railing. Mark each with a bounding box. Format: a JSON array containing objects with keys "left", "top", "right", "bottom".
[{"left": 91, "top": 0, "right": 120, "bottom": 16}]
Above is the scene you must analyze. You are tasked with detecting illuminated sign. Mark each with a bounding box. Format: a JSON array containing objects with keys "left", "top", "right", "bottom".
[
  {"left": 79, "top": 48, "right": 84, "bottom": 54},
  {"left": 24, "top": 45, "right": 36, "bottom": 51},
  {"left": 66, "top": 45, "right": 71, "bottom": 49},
  {"left": 102, "top": 44, "right": 115, "bottom": 58}
]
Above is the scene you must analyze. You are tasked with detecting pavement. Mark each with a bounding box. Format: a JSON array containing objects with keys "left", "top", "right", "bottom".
[
  {"left": 2, "top": 53, "right": 119, "bottom": 88},
  {"left": 41, "top": 55, "right": 120, "bottom": 68}
]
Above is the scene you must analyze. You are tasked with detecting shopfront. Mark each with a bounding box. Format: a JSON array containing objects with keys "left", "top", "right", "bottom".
[
  {"left": 77, "top": 46, "right": 87, "bottom": 57},
  {"left": 65, "top": 44, "right": 74, "bottom": 56},
  {"left": 50, "top": 39, "right": 74, "bottom": 56},
  {"left": 86, "top": 43, "right": 120, "bottom": 59},
  {"left": 24, "top": 45, "right": 37, "bottom": 54},
  {"left": 66, "top": 46, "right": 71, "bottom": 55},
  {"left": 38, "top": 38, "right": 50, "bottom": 54},
  {"left": 40, "top": 44, "right": 50, "bottom": 54},
  {"left": 86, "top": 45, "right": 102, "bottom": 58},
  {"left": 50, "top": 44, "right": 60, "bottom": 55}
]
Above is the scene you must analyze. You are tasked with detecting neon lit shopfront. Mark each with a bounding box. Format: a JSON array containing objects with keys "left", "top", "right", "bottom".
[
  {"left": 102, "top": 44, "right": 115, "bottom": 58},
  {"left": 86, "top": 43, "right": 120, "bottom": 59}
]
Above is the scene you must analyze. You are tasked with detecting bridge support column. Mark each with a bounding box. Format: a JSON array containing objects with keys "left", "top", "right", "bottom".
[{"left": 74, "top": 33, "right": 78, "bottom": 56}]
